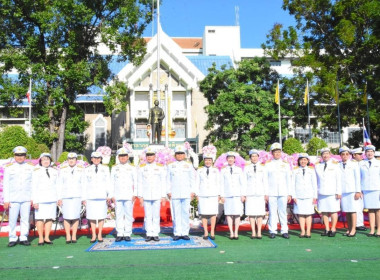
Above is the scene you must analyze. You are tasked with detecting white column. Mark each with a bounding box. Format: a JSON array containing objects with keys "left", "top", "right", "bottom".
[
  {"left": 186, "top": 88, "right": 192, "bottom": 138},
  {"left": 130, "top": 89, "right": 136, "bottom": 140}
]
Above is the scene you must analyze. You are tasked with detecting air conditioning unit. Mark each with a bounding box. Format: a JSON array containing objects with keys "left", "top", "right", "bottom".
[
  {"left": 135, "top": 109, "right": 148, "bottom": 119},
  {"left": 173, "top": 109, "right": 187, "bottom": 119}
]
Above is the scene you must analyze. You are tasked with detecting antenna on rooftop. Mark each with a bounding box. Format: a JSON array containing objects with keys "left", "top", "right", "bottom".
[{"left": 235, "top": 6, "right": 240, "bottom": 26}]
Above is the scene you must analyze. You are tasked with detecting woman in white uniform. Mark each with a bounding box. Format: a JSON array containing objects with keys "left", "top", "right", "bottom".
[
  {"left": 57, "top": 152, "right": 85, "bottom": 244},
  {"left": 220, "top": 152, "right": 246, "bottom": 240},
  {"left": 291, "top": 153, "right": 317, "bottom": 238},
  {"left": 243, "top": 149, "right": 268, "bottom": 239},
  {"left": 84, "top": 151, "right": 112, "bottom": 243},
  {"left": 32, "top": 153, "right": 58, "bottom": 245},
  {"left": 196, "top": 145, "right": 221, "bottom": 240}
]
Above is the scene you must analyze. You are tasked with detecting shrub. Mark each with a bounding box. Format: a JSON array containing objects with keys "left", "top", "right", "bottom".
[
  {"left": 283, "top": 138, "right": 305, "bottom": 154},
  {"left": 306, "top": 137, "right": 328, "bottom": 155}
]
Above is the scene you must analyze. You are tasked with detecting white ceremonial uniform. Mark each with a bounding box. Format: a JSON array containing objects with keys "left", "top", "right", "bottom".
[
  {"left": 196, "top": 166, "right": 221, "bottom": 215},
  {"left": 31, "top": 166, "right": 59, "bottom": 220},
  {"left": 3, "top": 161, "right": 34, "bottom": 242},
  {"left": 167, "top": 160, "right": 196, "bottom": 236},
  {"left": 291, "top": 166, "right": 317, "bottom": 215},
  {"left": 243, "top": 162, "right": 268, "bottom": 216},
  {"left": 137, "top": 162, "right": 166, "bottom": 237},
  {"left": 359, "top": 158, "right": 380, "bottom": 209},
  {"left": 265, "top": 159, "right": 291, "bottom": 234},
  {"left": 111, "top": 162, "right": 137, "bottom": 237},
  {"left": 57, "top": 165, "right": 85, "bottom": 220},
  {"left": 220, "top": 165, "right": 246, "bottom": 216},
  {"left": 83, "top": 164, "right": 111, "bottom": 220},
  {"left": 315, "top": 160, "right": 342, "bottom": 212},
  {"left": 339, "top": 160, "right": 361, "bottom": 212}
]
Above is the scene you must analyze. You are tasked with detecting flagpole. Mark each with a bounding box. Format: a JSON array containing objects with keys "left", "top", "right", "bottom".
[
  {"left": 28, "top": 78, "right": 32, "bottom": 137},
  {"left": 336, "top": 80, "right": 342, "bottom": 146},
  {"left": 365, "top": 82, "right": 371, "bottom": 139},
  {"left": 306, "top": 79, "right": 311, "bottom": 141},
  {"left": 277, "top": 80, "right": 282, "bottom": 146},
  {"left": 362, "top": 118, "right": 365, "bottom": 145}
]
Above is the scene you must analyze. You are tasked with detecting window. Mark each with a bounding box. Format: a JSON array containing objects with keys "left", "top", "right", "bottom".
[
  {"left": 208, "top": 29, "right": 215, "bottom": 33},
  {"left": 93, "top": 115, "right": 107, "bottom": 150},
  {"left": 136, "top": 122, "right": 148, "bottom": 139},
  {"left": 294, "top": 128, "right": 311, "bottom": 144},
  {"left": 173, "top": 122, "right": 186, "bottom": 138},
  {"left": 321, "top": 129, "right": 340, "bottom": 144},
  {"left": 269, "top": 60, "right": 282, "bottom": 67}
]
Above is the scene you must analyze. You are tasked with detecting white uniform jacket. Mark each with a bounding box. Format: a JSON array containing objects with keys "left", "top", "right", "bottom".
[
  {"left": 166, "top": 160, "right": 196, "bottom": 199},
  {"left": 359, "top": 158, "right": 380, "bottom": 191},
  {"left": 83, "top": 164, "right": 111, "bottom": 200},
  {"left": 3, "top": 162, "right": 34, "bottom": 203},
  {"left": 243, "top": 162, "right": 268, "bottom": 196},
  {"left": 137, "top": 162, "right": 166, "bottom": 200},
  {"left": 31, "top": 167, "right": 59, "bottom": 204},
  {"left": 111, "top": 163, "right": 137, "bottom": 200},
  {"left": 220, "top": 165, "right": 246, "bottom": 198},
  {"left": 57, "top": 165, "right": 85, "bottom": 200},
  {"left": 315, "top": 160, "right": 342, "bottom": 196},
  {"left": 339, "top": 160, "right": 361, "bottom": 194},
  {"left": 265, "top": 159, "right": 291, "bottom": 197},
  {"left": 291, "top": 166, "right": 317, "bottom": 199},
  {"left": 195, "top": 166, "right": 222, "bottom": 197}
]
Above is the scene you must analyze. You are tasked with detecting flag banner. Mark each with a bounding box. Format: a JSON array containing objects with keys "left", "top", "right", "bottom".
[
  {"left": 363, "top": 125, "right": 371, "bottom": 146},
  {"left": 275, "top": 80, "right": 279, "bottom": 105},
  {"left": 304, "top": 80, "right": 308, "bottom": 105},
  {"left": 26, "top": 78, "right": 32, "bottom": 104},
  {"left": 362, "top": 83, "right": 367, "bottom": 104}
]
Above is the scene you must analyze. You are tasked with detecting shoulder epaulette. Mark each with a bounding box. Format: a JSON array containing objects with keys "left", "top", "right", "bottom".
[
  {"left": 351, "top": 159, "right": 357, "bottom": 162},
  {"left": 266, "top": 160, "right": 272, "bottom": 163},
  {"left": 5, "top": 162, "right": 13, "bottom": 167},
  {"left": 156, "top": 163, "right": 164, "bottom": 167},
  {"left": 293, "top": 166, "right": 299, "bottom": 170},
  {"left": 34, "top": 167, "right": 40, "bottom": 171},
  {"left": 139, "top": 163, "right": 146, "bottom": 167},
  {"left": 27, "top": 162, "right": 35, "bottom": 166},
  {"left": 315, "top": 162, "right": 320, "bottom": 165},
  {"left": 260, "top": 163, "right": 265, "bottom": 166},
  {"left": 198, "top": 166, "right": 204, "bottom": 169},
  {"left": 77, "top": 165, "right": 84, "bottom": 168},
  {"left": 129, "top": 163, "right": 135, "bottom": 167},
  {"left": 308, "top": 166, "right": 315, "bottom": 169},
  {"left": 167, "top": 161, "right": 174, "bottom": 165},
  {"left": 221, "top": 166, "right": 226, "bottom": 169},
  {"left": 245, "top": 162, "right": 250, "bottom": 166},
  {"left": 60, "top": 166, "right": 68, "bottom": 169},
  {"left": 332, "top": 161, "right": 338, "bottom": 164},
  {"left": 283, "top": 160, "right": 288, "bottom": 163}
]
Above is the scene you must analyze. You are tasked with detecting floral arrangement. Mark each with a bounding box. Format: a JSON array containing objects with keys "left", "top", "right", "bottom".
[
  {"left": 139, "top": 146, "right": 175, "bottom": 165},
  {"left": 202, "top": 145, "right": 217, "bottom": 161},
  {"left": 214, "top": 152, "right": 247, "bottom": 170},
  {"left": 96, "top": 146, "right": 112, "bottom": 157},
  {"left": 123, "top": 142, "right": 134, "bottom": 154},
  {"left": 57, "top": 160, "right": 90, "bottom": 169}
]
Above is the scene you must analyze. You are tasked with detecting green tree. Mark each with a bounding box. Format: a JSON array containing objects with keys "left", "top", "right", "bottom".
[
  {"left": 262, "top": 0, "right": 380, "bottom": 146},
  {"left": 0, "top": 0, "right": 154, "bottom": 159},
  {"left": 306, "top": 137, "right": 328, "bottom": 155},
  {"left": 283, "top": 137, "right": 305, "bottom": 154},
  {"left": 200, "top": 58, "right": 289, "bottom": 158}
]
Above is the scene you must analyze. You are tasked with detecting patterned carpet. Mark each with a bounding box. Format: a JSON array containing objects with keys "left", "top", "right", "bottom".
[{"left": 86, "top": 236, "right": 217, "bottom": 252}]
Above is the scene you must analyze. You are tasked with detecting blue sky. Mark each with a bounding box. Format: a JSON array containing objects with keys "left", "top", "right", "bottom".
[{"left": 143, "top": 0, "right": 296, "bottom": 48}]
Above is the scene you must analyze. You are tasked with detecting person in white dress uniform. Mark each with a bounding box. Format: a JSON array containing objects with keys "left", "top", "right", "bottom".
[
  {"left": 265, "top": 143, "right": 292, "bottom": 239},
  {"left": 167, "top": 145, "right": 196, "bottom": 241},
  {"left": 3, "top": 146, "right": 34, "bottom": 247},
  {"left": 111, "top": 147, "right": 137, "bottom": 242},
  {"left": 359, "top": 145, "right": 380, "bottom": 237},
  {"left": 195, "top": 145, "right": 221, "bottom": 240},
  {"left": 31, "top": 153, "right": 58, "bottom": 245},
  {"left": 220, "top": 151, "right": 246, "bottom": 240},
  {"left": 351, "top": 148, "right": 367, "bottom": 231},
  {"left": 57, "top": 152, "right": 85, "bottom": 244},
  {"left": 243, "top": 149, "right": 268, "bottom": 239},
  {"left": 339, "top": 146, "right": 361, "bottom": 237},
  {"left": 315, "top": 147, "right": 342, "bottom": 237},
  {"left": 84, "top": 151, "right": 111, "bottom": 243},
  {"left": 291, "top": 153, "right": 317, "bottom": 238},
  {"left": 137, "top": 147, "right": 167, "bottom": 242}
]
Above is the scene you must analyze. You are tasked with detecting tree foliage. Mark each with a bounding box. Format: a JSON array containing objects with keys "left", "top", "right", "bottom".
[
  {"left": 306, "top": 137, "right": 328, "bottom": 155},
  {"left": 200, "top": 58, "right": 289, "bottom": 158},
  {"left": 283, "top": 137, "right": 305, "bottom": 154},
  {"left": 0, "top": 0, "right": 154, "bottom": 159},
  {"left": 262, "top": 0, "right": 380, "bottom": 146}
]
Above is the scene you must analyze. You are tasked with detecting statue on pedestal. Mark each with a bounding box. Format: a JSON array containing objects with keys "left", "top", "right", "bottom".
[{"left": 148, "top": 100, "right": 165, "bottom": 144}]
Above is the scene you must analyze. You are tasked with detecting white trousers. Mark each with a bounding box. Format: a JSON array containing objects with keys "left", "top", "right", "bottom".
[
  {"left": 9, "top": 201, "right": 31, "bottom": 242},
  {"left": 172, "top": 198, "right": 190, "bottom": 236},
  {"left": 115, "top": 200, "right": 134, "bottom": 237},
  {"left": 143, "top": 200, "right": 161, "bottom": 237},
  {"left": 356, "top": 197, "right": 364, "bottom": 227},
  {"left": 268, "top": 196, "right": 288, "bottom": 234}
]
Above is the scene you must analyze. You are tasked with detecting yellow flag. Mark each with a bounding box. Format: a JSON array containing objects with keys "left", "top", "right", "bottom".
[
  {"left": 275, "top": 80, "right": 279, "bottom": 105},
  {"left": 334, "top": 85, "right": 339, "bottom": 104},
  {"left": 304, "top": 80, "right": 308, "bottom": 105},
  {"left": 362, "top": 83, "right": 367, "bottom": 104}
]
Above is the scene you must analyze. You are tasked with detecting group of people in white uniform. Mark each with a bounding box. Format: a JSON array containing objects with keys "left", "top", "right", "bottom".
[{"left": 3, "top": 141, "right": 380, "bottom": 247}]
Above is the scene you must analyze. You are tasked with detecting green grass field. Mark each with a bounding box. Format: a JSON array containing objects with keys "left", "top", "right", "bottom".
[{"left": 1, "top": 228, "right": 379, "bottom": 280}]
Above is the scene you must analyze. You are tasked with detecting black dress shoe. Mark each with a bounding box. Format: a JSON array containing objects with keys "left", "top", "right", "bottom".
[
  {"left": 115, "top": 236, "right": 124, "bottom": 242},
  {"left": 124, "top": 236, "right": 131, "bottom": 241},
  {"left": 203, "top": 236, "right": 208, "bottom": 240},
  {"left": 44, "top": 241, "right": 53, "bottom": 245},
  {"left": 250, "top": 236, "right": 256, "bottom": 239},
  {"left": 210, "top": 236, "right": 215, "bottom": 240},
  {"left": 66, "top": 240, "right": 71, "bottom": 244},
  {"left": 256, "top": 236, "right": 262, "bottom": 239},
  {"left": 269, "top": 233, "right": 276, "bottom": 239},
  {"left": 38, "top": 242, "right": 44, "bottom": 246},
  {"left": 328, "top": 231, "right": 336, "bottom": 237},
  {"left": 7, "top": 241, "right": 17, "bottom": 247},
  {"left": 182, "top": 235, "right": 190, "bottom": 240},
  {"left": 282, "top": 233, "right": 289, "bottom": 239},
  {"left": 305, "top": 235, "right": 311, "bottom": 238},
  {"left": 20, "top": 240, "right": 31, "bottom": 246},
  {"left": 90, "top": 239, "right": 96, "bottom": 243},
  {"left": 153, "top": 236, "right": 160, "bottom": 242},
  {"left": 234, "top": 236, "right": 239, "bottom": 240},
  {"left": 145, "top": 236, "right": 152, "bottom": 242},
  {"left": 321, "top": 230, "right": 328, "bottom": 236},
  {"left": 342, "top": 232, "right": 349, "bottom": 236},
  {"left": 299, "top": 234, "right": 305, "bottom": 238},
  {"left": 98, "top": 239, "right": 103, "bottom": 243},
  {"left": 71, "top": 240, "right": 77, "bottom": 244},
  {"left": 347, "top": 233, "right": 356, "bottom": 237},
  {"left": 172, "top": 236, "right": 180, "bottom": 241},
  {"left": 356, "top": 226, "right": 367, "bottom": 231}
]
